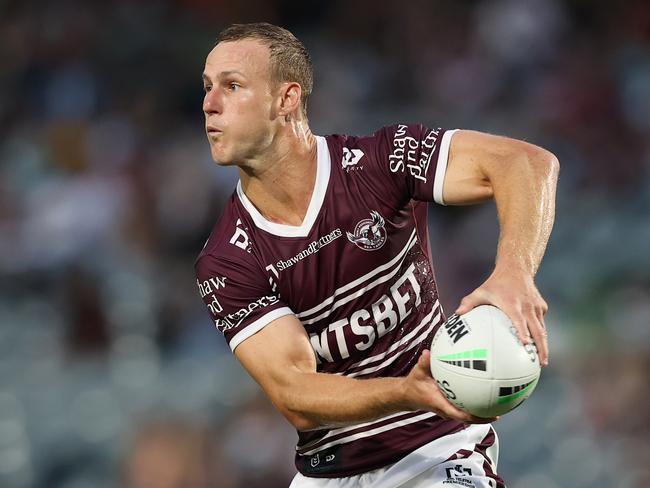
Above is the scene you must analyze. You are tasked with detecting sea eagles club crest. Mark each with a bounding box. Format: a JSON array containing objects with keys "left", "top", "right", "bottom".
[{"left": 347, "top": 211, "right": 387, "bottom": 251}]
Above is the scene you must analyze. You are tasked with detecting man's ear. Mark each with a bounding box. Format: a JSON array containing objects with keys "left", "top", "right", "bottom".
[{"left": 277, "top": 81, "right": 302, "bottom": 119}]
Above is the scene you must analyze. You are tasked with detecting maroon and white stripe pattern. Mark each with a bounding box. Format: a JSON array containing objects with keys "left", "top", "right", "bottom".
[
  {"left": 295, "top": 415, "right": 467, "bottom": 478},
  {"left": 296, "top": 229, "right": 418, "bottom": 327},
  {"left": 342, "top": 300, "right": 441, "bottom": 378},
  {"left": 297, "top": 411, "right": 438, "bottom": 456}
]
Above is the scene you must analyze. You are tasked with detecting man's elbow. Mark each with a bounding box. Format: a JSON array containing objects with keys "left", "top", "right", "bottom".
[
  {"left": 542, "top": 151, "right": 560, "bottom": 180},
  {"left": 276, "top": 389, "right": 321, "bottom": 431},
  {"left": 529, "top": 146, "right": 560, "bottom": 179},
  {"left": 285, "top": 411, "right": 320, "bottom": 432}
]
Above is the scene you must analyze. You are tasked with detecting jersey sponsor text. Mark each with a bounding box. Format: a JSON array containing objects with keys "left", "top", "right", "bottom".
[
  {"left": 215, "top": 295, "right": 279, "bottom": 332},
  {"left": 309, "top": 262, "right": 421, "bottom": 363},
  {"left": 276, "top": 228, "right": 343, "bottom": 271}
]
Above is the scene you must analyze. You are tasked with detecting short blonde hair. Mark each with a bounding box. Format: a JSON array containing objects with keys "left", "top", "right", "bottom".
[{"left": 217, "top": 22, "right": 313, "bottom": 117}]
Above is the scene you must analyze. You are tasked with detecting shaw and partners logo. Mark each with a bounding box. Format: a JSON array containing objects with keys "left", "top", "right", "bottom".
[
  {"left": 215, "top": 295, "right": 279, "bottom": 332},
  {"left": 273, "top": 228, "right": 343, "bottom": 272},
  {"left": 197, "top": 276, "right": 227, "bottom": 316},
  {"left": 388, "top": 125, "right": 440, "bottom": 183},
  {"left": 347, "top": 211, "right": 387, "bottom": 251}
]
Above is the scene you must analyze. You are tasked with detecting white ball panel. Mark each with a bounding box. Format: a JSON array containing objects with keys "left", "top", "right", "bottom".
[
  {"left": 431, "top": 363, "right": 496, "bottom": 417},
  {"left": 429, "top": 305, "right": 542, "bottom": 418}
]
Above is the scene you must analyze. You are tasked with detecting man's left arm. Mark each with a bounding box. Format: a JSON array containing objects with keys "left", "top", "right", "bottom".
[{"left": 441, "top": 130, "right": 560, "bottom": 366}]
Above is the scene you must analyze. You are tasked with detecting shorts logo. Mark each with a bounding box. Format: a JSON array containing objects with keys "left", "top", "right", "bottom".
[
  {"left": 443, "top": 465, "right": 474, "bottom": 487},
  {"left": 346, "top": 211, "right": 387, "bottom": 251},
  {"left": 308, "top": 453, "right": 335, "bottom": 469},
  {"left": 341, "top": 147, "right": 364, "bottom": 171}
]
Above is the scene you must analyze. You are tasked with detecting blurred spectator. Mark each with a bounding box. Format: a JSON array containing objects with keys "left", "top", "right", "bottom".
[{"left": 123, "top": 419, "right": 234, "bottom": 488}]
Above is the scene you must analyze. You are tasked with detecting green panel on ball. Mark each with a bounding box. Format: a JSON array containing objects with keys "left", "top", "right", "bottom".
[
  {"left": 437, "top": 348, "right": 487, "bottom": 361},
  {"left": 497, "top": 378, "right": 539, "bottom": 404}
]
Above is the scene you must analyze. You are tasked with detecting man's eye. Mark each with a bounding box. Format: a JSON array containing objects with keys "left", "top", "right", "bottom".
[
  {"left": 229, "top": 82, "right": 240, "bottom": 91},
  {"left": 203, "top": 85, "right": 212, "bottom": 93}
]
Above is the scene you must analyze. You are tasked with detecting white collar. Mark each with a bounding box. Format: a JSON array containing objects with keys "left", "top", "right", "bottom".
[{"left": 236, "top": 135, "right": 331, "bottom": 238}]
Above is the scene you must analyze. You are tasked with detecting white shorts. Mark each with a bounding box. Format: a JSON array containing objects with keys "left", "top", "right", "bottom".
[{"left": 289, "top": 424, "right": 504, "bottom": 488}]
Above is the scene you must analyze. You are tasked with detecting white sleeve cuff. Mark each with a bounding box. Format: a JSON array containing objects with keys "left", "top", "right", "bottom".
[
  {"left": 229, "top": 306, "right": 294, "bottom": 351},
  {"left": 433, "top": 129, "right": 459, "bottom": 205}
]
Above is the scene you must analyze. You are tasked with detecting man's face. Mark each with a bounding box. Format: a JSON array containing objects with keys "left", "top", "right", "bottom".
[{"left": 202, "top": 39, "right": 277, "bottom": 165}]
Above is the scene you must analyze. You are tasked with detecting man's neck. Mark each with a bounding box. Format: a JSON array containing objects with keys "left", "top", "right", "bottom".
[{"left": 239, "top": 122, "right": 318, "bottom": 227}]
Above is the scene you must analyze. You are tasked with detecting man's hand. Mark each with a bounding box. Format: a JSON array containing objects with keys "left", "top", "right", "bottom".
[
  {"left": 455, "top": 265, "right": 549, "bottom": 366},
  {"left": 401, "top": 350, "right": 497, "bottom": 424}
]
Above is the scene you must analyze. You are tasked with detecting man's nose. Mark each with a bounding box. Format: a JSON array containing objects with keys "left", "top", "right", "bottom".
[{"left": 203, "top": 89, "right": 222, "bottom": 114}]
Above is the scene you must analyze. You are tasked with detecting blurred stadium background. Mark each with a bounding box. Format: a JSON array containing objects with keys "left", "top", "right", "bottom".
[{"left": 1, "top": 0, "right": 649, "bottom": 487}]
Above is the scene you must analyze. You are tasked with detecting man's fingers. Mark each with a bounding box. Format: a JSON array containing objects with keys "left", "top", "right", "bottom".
[
  {"left": 455, "top": 296, "right": 472, "bottom": 315},
  {"left": 420, "top": 349, "right": 431, "bottom": 364},
  {"left": 431, "top": 382, "right": 497, "bottom": 424},
  {"left": 453, "top": 274, "right": 551, "bottom": 368},
  {"left": 505, "top": 308, "right": 529, "bottom": 346},
  {"left": 439, "top": 402, "right": 496, "bottom": 424},
  {"left": 468, "top": 414, "right": 498, "bottom": 424},
  {"left": 455, "top": 292, "right": 489, "bottom": 315},
  {"left": 435, "top": 394, "right": 470, "bottom": 421},
  {"left": 540, "top": 298, "right": 549, "bottom": 315},
  {"left": 442, "top": 404, "right": 473, "bottom": 422},
  {"left": 531, "top": 308, "right": 549, "bottom": 366},
  {"left": 520, "top": 305, "right": 548, "bottom": 366},
  {"left": 503, "top": 303, "right": 549, "bottom": 367},
  {"left": 417, "top": 349, "right": 432, "bottom": 373}
]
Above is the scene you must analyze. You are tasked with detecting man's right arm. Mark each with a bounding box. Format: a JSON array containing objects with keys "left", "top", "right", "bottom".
[{"left": 234, "top": 313, "right": 493, "bottom": 431}]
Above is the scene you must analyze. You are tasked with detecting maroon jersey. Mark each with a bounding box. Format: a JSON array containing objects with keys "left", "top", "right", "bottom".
[{"left": 196, "top": 124, "right": 463, "bottom": 478}]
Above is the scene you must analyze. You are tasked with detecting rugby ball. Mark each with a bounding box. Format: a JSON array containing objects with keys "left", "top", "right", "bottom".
[{"left": 429, "top": 305, "right": 541, "bottom": 418}]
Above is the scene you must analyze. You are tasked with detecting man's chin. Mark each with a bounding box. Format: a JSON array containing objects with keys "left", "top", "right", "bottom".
[
  {"left": 210, "top": 149, "right": 236, "bottom": 166},
  {"left": 213, "top": 158, "right": 236, "bottom": 167}
]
